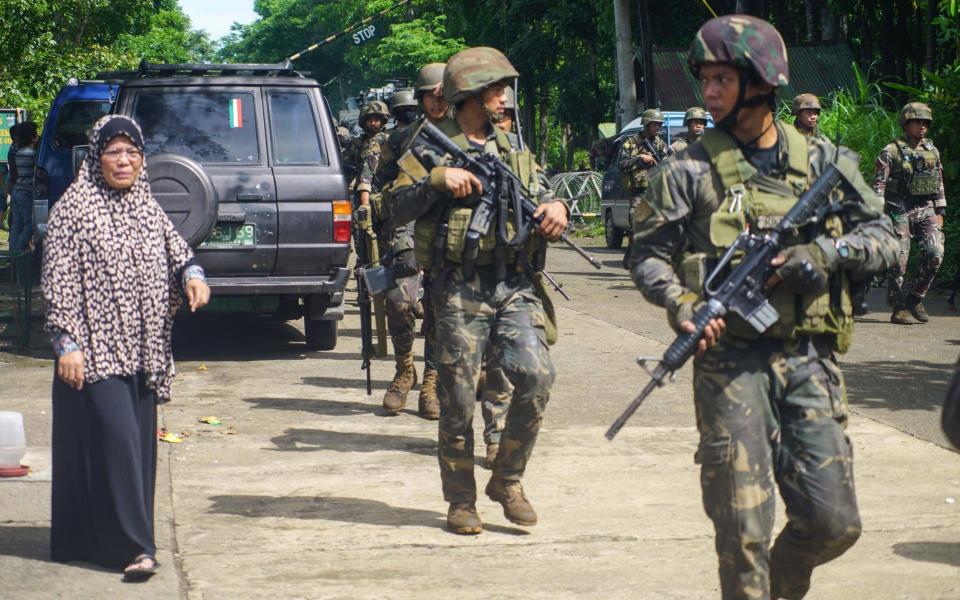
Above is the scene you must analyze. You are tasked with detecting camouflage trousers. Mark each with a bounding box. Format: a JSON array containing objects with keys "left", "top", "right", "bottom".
[
  {"left": 434, "top": 266, "right": 555, "bottom": 504},
  {"left": 421, "top": 275, "right": 436, "bottom": 371},
  {"left": 886, "top": 203, "right": 944, "bottom": 305},
  {"left": 480, "top": 348, "right": 512, "bottom": 446},
  {"left": 693, "top": 335, "right": 861, "bottom": 600},
  {"left": 377, "top": 243, "right": 419, "bottom": 357}
]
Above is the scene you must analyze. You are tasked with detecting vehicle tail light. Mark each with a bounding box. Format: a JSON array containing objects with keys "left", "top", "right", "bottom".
[{"left": 333, "top": 200, "right": 352, "bottom": 243}]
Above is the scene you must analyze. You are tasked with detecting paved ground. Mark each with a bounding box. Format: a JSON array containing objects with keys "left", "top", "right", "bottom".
[{"left": 1, "top": 238, "right": 958, "bottom": 599}]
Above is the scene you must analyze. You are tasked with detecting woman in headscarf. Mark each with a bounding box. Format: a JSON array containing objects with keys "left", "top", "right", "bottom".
[{"left": 42, "top": 115, "right": 210, "bottom": 581}]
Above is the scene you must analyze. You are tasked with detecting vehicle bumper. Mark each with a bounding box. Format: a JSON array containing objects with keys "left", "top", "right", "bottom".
[{"left": 206, "top": 268, "right": 350, "bottom": 297}]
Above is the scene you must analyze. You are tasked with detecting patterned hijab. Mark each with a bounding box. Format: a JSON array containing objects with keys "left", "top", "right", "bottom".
[{"left": 42, "top": 115, "right": 194, "bottom": 402}]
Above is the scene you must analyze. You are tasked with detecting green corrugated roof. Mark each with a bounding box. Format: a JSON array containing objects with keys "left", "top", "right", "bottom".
[{"left": 646, "top": 42, "right": 858, "bottom": 111}]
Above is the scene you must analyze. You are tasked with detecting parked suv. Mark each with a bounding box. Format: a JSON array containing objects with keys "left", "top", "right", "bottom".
[
  {"left": 37, "top": 61, "right": 352, "bottom": 350},
  {"left": 600, "top": 110, "right": 713, "bottom": 248}
]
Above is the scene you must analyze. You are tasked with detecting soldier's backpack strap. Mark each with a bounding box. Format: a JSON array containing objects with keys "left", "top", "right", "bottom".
[{"left": 699, "top": 128, "right": 757, "bottom": 208}]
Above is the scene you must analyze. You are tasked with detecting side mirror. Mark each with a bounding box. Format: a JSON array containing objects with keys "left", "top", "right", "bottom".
[{"left": 72, "top": 145, "right": 90, "bottom": 176}]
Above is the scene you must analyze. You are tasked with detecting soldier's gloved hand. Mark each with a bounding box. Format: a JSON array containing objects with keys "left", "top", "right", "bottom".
[{"left": 766, "top": 243, "right": 830, "bottom": 294}]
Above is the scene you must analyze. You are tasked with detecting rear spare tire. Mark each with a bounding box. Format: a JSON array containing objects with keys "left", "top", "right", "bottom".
[
  {"left": 305, "top": 318, "right": 337, "bottom": 351},
  {"left": 148, "top": 153, "right": 218, "bottom": 247}
]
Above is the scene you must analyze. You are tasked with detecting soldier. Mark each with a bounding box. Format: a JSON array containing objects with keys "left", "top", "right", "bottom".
[
  {"left": 350, "top": 100, "right": 390, "bottom": 208},
  {"left": 618, "top": 108, "right": 672, "bottom": 268},
  {"left": 386, "top": 47, "right": 568, "bottom": 534},
  {"left": 630, "top": 15, "right": 897, "bottom": 599},
  {"left": 372, "top": 89, "right": 427, "bottom": 415},
  {"left": 477, "top": 86, "right": 523, "bottom": 468},
  {"left": 669, "top": 106, "right": 709, "bottom": 154},
  {"left": 873, "top": 102, "right": 946, "bottom": 324},
  {"left": 792, "top": 94, "right": 826, "bottom": 141},
  {"left": 407, "top": 63, "right": 452, "bottom": 419}
]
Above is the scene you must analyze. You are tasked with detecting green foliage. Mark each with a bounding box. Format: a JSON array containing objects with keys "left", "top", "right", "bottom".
[
  {"left": 0, "top": 2, "right": 211, "bottom": 122},
  {"left": 348, "top": 15, "right": 466, "bottom": 82}
]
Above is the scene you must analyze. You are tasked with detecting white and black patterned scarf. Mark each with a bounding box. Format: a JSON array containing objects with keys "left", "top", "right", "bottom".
[{"left": 42, "top": 115, "right": 194, "bottom": 402}]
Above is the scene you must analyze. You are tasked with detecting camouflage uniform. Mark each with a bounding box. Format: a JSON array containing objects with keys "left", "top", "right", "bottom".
[
  {"left": 618, "top": 110, "right": 672, "bottom": 268},
  {"left": 670, "top": 107, "right": 709, "bottom": 154},
  {"left": 631, "top": 16, "right": 899, "bottom": 600},
  {"left": 387, "top": 102, "right": 564, "bottom": 515},
  {"left": 792, "top": 94, "right": 827, "bottom": 142},
  {"left": 872, "top": 103, "right": 946, "bottom": 317}
]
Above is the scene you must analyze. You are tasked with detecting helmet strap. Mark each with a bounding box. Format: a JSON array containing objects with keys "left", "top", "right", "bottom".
[{"left": 715, "top": 71, "right": 776, "bottom": 143}]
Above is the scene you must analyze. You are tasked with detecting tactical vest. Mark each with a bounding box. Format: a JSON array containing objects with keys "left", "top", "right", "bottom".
[
  {"left": 621, "top": 135, "right": 663, "bottom": 194},
  {"left": 688, "top": 125, "right": 854, "bottom": 351},
  {"left": 412, "top": 122, "right": 544, "bottom": 271},
  {"left": 886, "top": 138, "right": 939, "bottom": 198}
]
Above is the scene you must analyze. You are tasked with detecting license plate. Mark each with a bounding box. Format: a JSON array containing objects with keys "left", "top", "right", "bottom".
[{"left": 201, "top": 223, "right": 255, "bottom": 247}]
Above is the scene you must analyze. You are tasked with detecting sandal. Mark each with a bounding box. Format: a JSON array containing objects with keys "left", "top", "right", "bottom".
[{"left": 123, "top": 553, "right": 159, "bottom": 582}]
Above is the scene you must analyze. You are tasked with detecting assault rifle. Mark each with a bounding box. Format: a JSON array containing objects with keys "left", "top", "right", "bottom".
[
  {"left": 641, "top": 137, "right": 667, "bottom": 164},
  {"left": 353, "top": 205, "right": 388, "bottom": 395},
  {"left": 606, "top": 162, "right": 851, "bottom": 440},
  {"left": 410, "top": 121, "right": 602, "bottom": 278}
]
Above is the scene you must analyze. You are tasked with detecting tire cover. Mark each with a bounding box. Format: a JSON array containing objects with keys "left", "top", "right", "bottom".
[{"left": 148, "top": 153, "right": 218, "bottom": 247}]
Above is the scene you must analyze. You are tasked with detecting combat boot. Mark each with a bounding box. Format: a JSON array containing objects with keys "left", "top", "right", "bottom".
[
  {"left": 382, "top": 352, "right": 417, "bottom": 413},
  {"left": 906, "top": 295, "right": 930, "bottom": 323},
  {"left": 417, "top": 367, "right": 439, "bottom": 420},
  {"left": 890, "top": 306, "right": 914, "bottom": 325},
  {"left": 485, "top": 477, "right": 537, "bottom": 526},
  {"left": 484, "top": 443, "right": 499, "bottom": 470},
  {"left": 446, "top": 502, "right": 482, "bottom": 534}
]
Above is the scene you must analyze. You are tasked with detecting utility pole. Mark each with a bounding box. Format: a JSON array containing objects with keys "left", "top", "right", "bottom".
[
  {"left": 614, "top": 0, "right": 637, "bottom": 131},
  {"left": 637, "top": 0, "right": 655, "bottom": 110}
]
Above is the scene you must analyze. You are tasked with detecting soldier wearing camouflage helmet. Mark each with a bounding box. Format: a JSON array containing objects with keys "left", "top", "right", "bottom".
[
  {"left": 670, "top": 106, "right": 709, "bottom": 154},
  {"left": 416, "top": 62, "right": 450, "bottom": 124},
  {"left": 618, "top": 108, "right": 673, "bottom": 268},
  {"left": 873, "top": 102, "right": 946, "bottom": 324},
  {"left": 385, "top": 46, "right": 569, "bottom": 535},
  {"left": 348, "top": 100, "right": 390, "bottom": 207},
  {"left": 390, "top": 88, "right": 419, "bottom": 126},
  {"left": 792, "top": 93, "right": 826, "bottom": 141},
  {"left": 630, "top": 15, "right": 897, "bottom": 599}
]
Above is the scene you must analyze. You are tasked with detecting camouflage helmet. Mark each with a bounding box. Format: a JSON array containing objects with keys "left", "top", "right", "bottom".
[
  {"left": 688, "top": 15, "right": 789, "bottom": 87},
  {"left": 899, "top": 101, "right": 933, "bottom": 126},
  {"left": 359, "top": 100, "right": 390, "bottom": 124},
  {"left": 641, "top": 108, "right": 665, "bottom": 127},
  {"left": 503, "top": 85, "right": 516, "bottom": 111},
  {"left": 683, "top": 106, "right": 709, "bottom": 125},
  {"left": 791, "top": 93, "right": 822, "bottom": 115},
  {"left": 391, "top": 88, "right": 418, "bottom": 111},
  {"left": 443, "top": 47, "right": 519, "bottom": 104},
  {"left": 415, "top": 63, "right": 445, "bottom": 97}
]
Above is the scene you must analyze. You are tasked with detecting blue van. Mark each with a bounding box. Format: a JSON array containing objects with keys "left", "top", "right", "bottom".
[{"left": 32, "top": 79, "right": 118, "bottom": 240}]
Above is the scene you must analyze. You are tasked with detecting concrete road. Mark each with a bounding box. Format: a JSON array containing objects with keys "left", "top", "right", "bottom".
[{"left": 0, "top": 238, "right": 958, "bottom": 599}]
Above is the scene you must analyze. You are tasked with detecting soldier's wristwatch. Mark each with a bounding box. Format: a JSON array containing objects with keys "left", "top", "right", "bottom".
[{"left": 834, "top": 239, "right": 850, "bottom": 259}]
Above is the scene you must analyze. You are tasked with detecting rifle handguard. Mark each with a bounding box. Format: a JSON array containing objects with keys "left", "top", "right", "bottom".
[{"left": 662, "top": 299, "right": 727, "bottom": 372}]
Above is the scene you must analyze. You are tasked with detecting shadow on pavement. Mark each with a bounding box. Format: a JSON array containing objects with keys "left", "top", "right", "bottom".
[
  {"left": 303, "top": 376, "right": 390, "bottom": 391},
  {"left": 244, "top": 396, "right": 419, "bottom": 419},
  {"left": 892, "top": 541, "right": 960, "bottom": 567},
  {"left": 172, "top": 314, "right": 310, "bottom": 361},
  {"left": 844, "top": 359, "right": 952, "bottom": 412},
  {"left": 206, "top": 494, "right": 529, "bottom": 535},
  {"left": 0, "top": 525, "right": 49, "bottom": 562},
  {"left": 269, "top": 428, "right": 437, "bottom": 455}
]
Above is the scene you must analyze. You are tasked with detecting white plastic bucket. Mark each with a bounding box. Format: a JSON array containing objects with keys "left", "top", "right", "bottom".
[{"left": 0, "top": 411, "right": 27, "bottom": 468}]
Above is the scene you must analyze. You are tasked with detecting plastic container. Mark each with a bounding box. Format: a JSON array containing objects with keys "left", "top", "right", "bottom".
[{"left": 0, "top": 411, "right": 27, "bottom": 468}]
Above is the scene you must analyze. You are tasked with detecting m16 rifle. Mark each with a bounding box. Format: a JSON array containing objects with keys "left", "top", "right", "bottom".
[
  {"left": 641, "top": 137, "right": 667, "bottom": 163},
  {"left": 410, "top": 121, "right": 602, "bottom": 279},
  {"left": 606, "top": 161, "right": 852, "bottom": 440},
  {"left": 353, "top": 205, "right": 388, "bottom": 395}
]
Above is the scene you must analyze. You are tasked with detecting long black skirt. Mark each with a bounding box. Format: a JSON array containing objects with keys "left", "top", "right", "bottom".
[{"left": 50, "top": 371, "right": 158, "bottom": 568}]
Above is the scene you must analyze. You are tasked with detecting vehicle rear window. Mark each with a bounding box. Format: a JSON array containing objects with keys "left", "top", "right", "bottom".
[
  {"left": 133, "top": 92, "right": 259, "bottom": 164},
  {"left": 52, "top": 101, "right": 112, "bottom": 151},
  {"left": 269, "top": 93, "right": 326, "bottom": 165}
]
